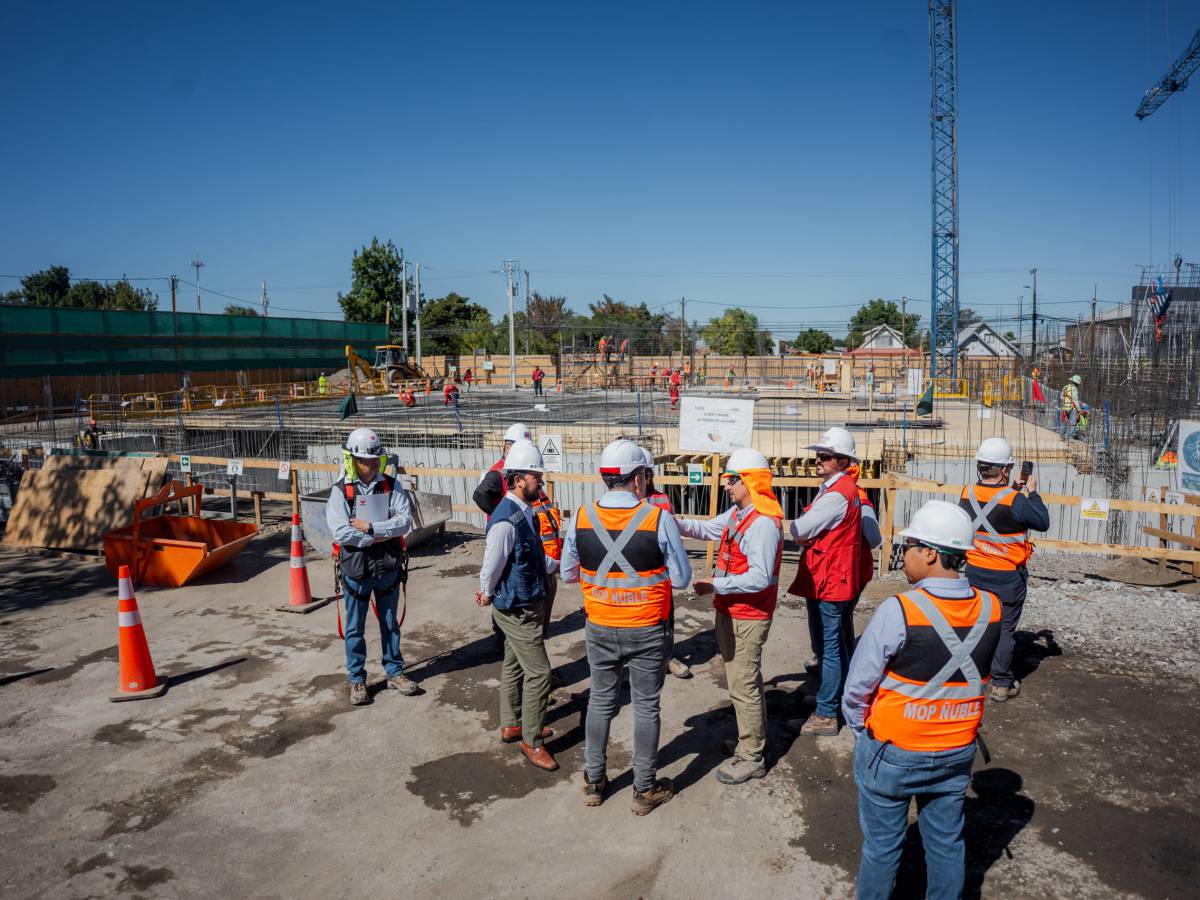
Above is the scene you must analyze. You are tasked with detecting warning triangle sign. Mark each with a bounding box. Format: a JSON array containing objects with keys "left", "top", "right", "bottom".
[{"left": 542, "top": 438, "right": 560, "bottom": 455}]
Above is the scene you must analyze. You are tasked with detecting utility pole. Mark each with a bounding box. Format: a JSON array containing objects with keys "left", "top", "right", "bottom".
[
  {"left": 261, "top": 281, "right": 269, "bottom": 317},
  {"left": 1029, "top": 266, "right": 1038, "bottom": 366},
  {"left": 901, "top": 296, "right": 909, "bottom": 345},
  {"left": 1017, "top": 295, "right": 1023, "bottom": 355},
  {"left": 504, "top": 260, "right": 518, "bottom": 389},
  {"left": 191, "top": 258, "right": 205, "bottom": 312},
  {"left": 679, "top": 296, "right": 687, "bottom": 359},
  {"left": 414, "top": 262, "right": 423, "bottom": 368},
  {"left": 170, "top": 274, "right": 181, "bottom": 381},
  {"left": 401, "top": 257, "right": 409, "bottom": 355},
  {"left": 1090, "top": 285, "right": 1097, "bottom": 364},
  {"left": 524, "top": 269, "right": 531, "bottom": 356}
]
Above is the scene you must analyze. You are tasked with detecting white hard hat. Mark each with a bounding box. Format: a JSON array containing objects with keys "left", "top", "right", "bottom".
[
  {"left": 975, "top": 437, "right": 1015, "bottom": 466},
  {"left": 641, "top": 447, "right": 655, "bottom": 468},
  {"left": 725, "top": 448, "right": 770, "bottom": 475},
  {"left": 1071, "top": 374, "right": 1082, "bottom": 385},
  {"left": 808, "top": 427, "right": 857, "bottom": 460},
  {"left": 898, "top": 500, "right": 974, "bottom": 553},
  {"left": 599, "top": 439, "right": 647, "bottom": 478},
  {"left": 503, "top": 439, "right": 545, "bottom": 474},
  {"left": 345, "top": 427, "right": 384, "bottom": 459},
  {"left": 504, "top": 422, "right": 533, "bottom": 444}
]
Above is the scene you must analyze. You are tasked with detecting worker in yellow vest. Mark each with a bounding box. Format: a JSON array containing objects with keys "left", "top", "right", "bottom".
[
  {"left": 843, "top": 500, "right": 1001, "bottom": 899},
  {"left": 1059, "top": 374, "right": 1082, "bottom": 439}
]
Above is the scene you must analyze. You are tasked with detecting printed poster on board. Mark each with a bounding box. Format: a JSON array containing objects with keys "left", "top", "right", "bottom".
[
  {"left": 1178, "top": 420, "right": 1200, "bottom": 492},
  {"left": 678, "top": 397, "right": 755, "bottom": 453}
]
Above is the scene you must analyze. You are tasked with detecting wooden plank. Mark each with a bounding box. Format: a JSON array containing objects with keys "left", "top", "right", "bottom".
[
  {"left": 3, "top": 466, "right": 151, "bottom": 553},
  {"left": 1034, "top": 537, "right": 1200, "bottom": 562},
  {"left": 208, "top": 488, "right": 293, "bottom": 503},
  {"left": 1143, "top": 526, "right": 1200, "bottom": 550}
]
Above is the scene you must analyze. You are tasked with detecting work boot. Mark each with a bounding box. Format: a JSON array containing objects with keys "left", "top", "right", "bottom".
[
  {"left": 520, "top": 741, "right": 559, "bottom": 771},
  {"left": 667, "top": 657, "right": 693, "bottom": 679},
  {"left": 631, "top": 778, "right": 674, "bottom": 816},
  {"left": 500, "top": 725, "right": 554, "bottom": 744},
  {"left": 798, "top": 714, "right": 839, "bottom": 737},
  {"left": 387, "top": 674, "right": 420, "bottom": 695},
  {"left": 583, "top": 774, "right": 608, "bottom": 807},
  {"left": 990, "top": 680, "right": 1021, "bottom": 702},
  {"left": 715, "top": 756, "right": 767, "bottom": 785},
  {"left": 349, "top": 682, "right": 370, "bottom": 706}
]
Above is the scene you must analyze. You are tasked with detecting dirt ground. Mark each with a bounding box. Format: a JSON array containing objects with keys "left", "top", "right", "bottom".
[{"left": 1, "top": 523, "right": 1197, "bottom": 899}]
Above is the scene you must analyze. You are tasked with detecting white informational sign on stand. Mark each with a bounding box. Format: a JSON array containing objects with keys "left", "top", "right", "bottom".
[
  {"left": 538, "top": 435, "right": 563, "bottom": 472},
  {"left": 226, "top": 458, "right": 244, "bottom": 476},
  {"left": 907, "top": 368, "right": 924, "bottom": 397},
  {"left": 277, "top": 461, "right": 291, "bottom": 481},
  {"left": 823, "top": 358, "right": 838, "bottom": 376},
  {"left": 1178, "top": 420, "right": 1200, "bottom": 492},
  {"left": 678, "top": 397, "right": 755, "bottom": 453}
]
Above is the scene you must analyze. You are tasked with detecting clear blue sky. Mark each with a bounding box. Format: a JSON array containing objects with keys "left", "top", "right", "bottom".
[{"left": 2, "top": 0, "right": 1197, "bottom": 340}]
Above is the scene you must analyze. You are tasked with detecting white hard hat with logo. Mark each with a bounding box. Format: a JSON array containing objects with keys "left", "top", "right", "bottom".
[
  {"left": 725, "top": 448, "right": 771, "bottom": 475},
  {"left": 897, "top": 500, "right": 974, "bottom": 552},
  {"left": 345, "top": 427, "right": 384, "bottom": 459},
  {"left": 503, "top": 439, "right": 545, "bottom": 474},
  {"left": 504, "top": 422, "right": 533, "bottom": 444},
  {"left": 599, "top": 439, "right": 648, "bottom": 477},
  {"left": 808, "top": 426, "right": 858, "bottom": 461},
  {"left": 975, "top": 437, "right": 1015, "bottom": 466}
]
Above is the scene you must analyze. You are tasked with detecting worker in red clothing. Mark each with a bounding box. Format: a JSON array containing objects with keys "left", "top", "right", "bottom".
[
  {"left": 443, "top": 381, "right": 460, "bottom": 407},
  {"left": 464, "top": 368, "right": 474, "bottom": 392},
  {"left": 532, "top": 364, "right": 546, "bottom": 397},
  {"left": 639, "top": 447, "right": 691, "bottom": 680},
  {"left": 399, "top": 387, "right": 416, "bottom": 408},
  {"left": 669, "top": 368, "right": 682, "bottom": 409}
]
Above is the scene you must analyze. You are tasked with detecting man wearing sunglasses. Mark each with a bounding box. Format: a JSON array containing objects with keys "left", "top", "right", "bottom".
[
  {"left": 676, "top": 448, "right": 784, "bottom": 785},
  {"left": 842, "top": 500, "right": 1001, "bottom": 900},
  {"left": 786, "top": 426, "right": 870, "bottom": 736}
]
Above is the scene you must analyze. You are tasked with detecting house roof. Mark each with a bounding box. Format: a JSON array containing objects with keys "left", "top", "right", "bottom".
[{"left": 957, "top": 321, "right": 1019, "bottom": 356}]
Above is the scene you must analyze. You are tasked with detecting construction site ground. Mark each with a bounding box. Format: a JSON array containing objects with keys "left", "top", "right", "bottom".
[{"left": 1, "top": 513, "right": 1197, "bottom": 899}]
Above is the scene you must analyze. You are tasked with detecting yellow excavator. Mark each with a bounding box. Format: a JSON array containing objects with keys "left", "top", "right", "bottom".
[{"left": 344, "top": 344, "right": 434, "bottom": 394}]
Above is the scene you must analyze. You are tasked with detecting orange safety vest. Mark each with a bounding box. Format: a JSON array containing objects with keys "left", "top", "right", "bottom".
[
  {"left": 865, "top": 587, "right": 1001, "bottom": 752},
  {"left": 574, "top": 501, "right": 671, "bottom": 628},
  {"left": 531, "top": 497, "right": 563, "bottom": 561},
  {"left": 715, "top": 507, "right": 783, "bottom": 620},
  {"left": 958, "top": 483, "right": 1032, "bottom": 571}
]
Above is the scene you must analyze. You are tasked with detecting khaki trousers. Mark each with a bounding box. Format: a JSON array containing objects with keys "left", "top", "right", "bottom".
[
  {"left": 715, "top": 610, "right": 773, "bottom": 763},
  {"left": 491, "top": 602, "right": 551, "bottom": 746}
]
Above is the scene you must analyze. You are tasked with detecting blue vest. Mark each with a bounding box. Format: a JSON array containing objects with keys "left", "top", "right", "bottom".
[{"left": 486, "top": 496, "right": 548, "bottom": 610}]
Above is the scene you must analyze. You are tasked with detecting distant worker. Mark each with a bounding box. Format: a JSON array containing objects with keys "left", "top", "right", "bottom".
[
  {"left": 475, "top": 440, "right": 558, "bottom": 771},
  {"left": 842, "top": 500, "right": 1001, "bottom": 900},
  {"left": 443, "top": 381, "right": 460, "bottom": 409},
  {"left": 786, "top": 427, "right": 868, "bottom": 737},
  {"left": 597, "top": 336, "right": 608, "bottom": 363},
  {"left": 532, "top": 364, "right": 545, "bottom": 397},
  {"left": 1059, "top": 374, "right": 1082, "bottom": 439},
  {"left": 683, "top": 359, "right": 692, "bottom": 384},
  {"left": 640, "top": 447, "right": 692, "bottom": 680},
  {"left": 619, "top": 338, "right": 629, "bottom": 360},
  {"left": 669, "top": 368, "right": 682, "bottom": 409},
  {"left": 326, "top": 428, "right": 416, "bottom": 706},
  {"left": 675, "top": 449, "right": 784, "bottom": 785},
  {"left": 649, "top": 361, "right": 658, "bottom": 384},
  {"left": 561, "top": 439, "right": 692, "bottom": 813},
  {"left": 80, "top": 418, "right": 104, "bottom": 450},
  {"left": 464, "top": 368, "right": 474, "bottom": 392},
  {"left": 959, "top": 438, "right": 1050, "bottom": 702},
  {"left": 400, "top": 387, "right": 416, "bottom": 408},
  {"left": 318, "top": 372, "right": 329, "bottom": 395},
  {"left": 604, "top": 336, "right": 614, "bottom": 364}
]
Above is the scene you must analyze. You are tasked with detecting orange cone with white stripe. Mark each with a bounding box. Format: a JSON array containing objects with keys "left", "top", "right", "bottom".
[
  {"left": 279, "top": 513, "right": 333, "bottom": 614},
  {"left": 110, "top": 565, "right": 167, "bottom": 702}
]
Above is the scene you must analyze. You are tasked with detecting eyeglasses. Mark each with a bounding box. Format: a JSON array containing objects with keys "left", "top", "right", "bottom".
[
  {"left": 725, "top": 474, "right": 741, "bottom": 485},
  {"left": 815, "top": 453, "right": 836, "bottom": 462}
]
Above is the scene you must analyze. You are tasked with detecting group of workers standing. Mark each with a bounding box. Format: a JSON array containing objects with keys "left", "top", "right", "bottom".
[{"left": 325, "top": 420, "right": 1049, "bottom": 897}]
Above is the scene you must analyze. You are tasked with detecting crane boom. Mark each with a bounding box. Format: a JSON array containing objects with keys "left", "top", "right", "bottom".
[
  {"left": 930, "top": 1, "right": 959, "bottom": 379},
  {"left": 1135, "top": 26, "right": 1200, "bottom": 120}
]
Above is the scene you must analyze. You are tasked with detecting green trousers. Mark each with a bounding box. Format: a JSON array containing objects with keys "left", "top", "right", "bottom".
[
  {"left": 715, "top": 611, "right": 773, "bottom": 763},
  {"left": 492, "top": 602, "right": 551, "bottom": 746}
]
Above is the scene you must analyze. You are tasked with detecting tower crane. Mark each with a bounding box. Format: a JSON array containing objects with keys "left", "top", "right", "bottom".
[
  {"left": 929, "top": 1, "right": 959, "bottom": 379},
  {"left": 1135, "top": 26, "right": 1200, "bottom": 120}
]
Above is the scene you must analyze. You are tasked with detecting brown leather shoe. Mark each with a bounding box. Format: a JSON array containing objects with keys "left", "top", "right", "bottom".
[
  {"left": 520, "top": 741, "right": 559, "bottom": 771},
  {"left": 500, "top": 725, "right": 554, "bottom": 744}
]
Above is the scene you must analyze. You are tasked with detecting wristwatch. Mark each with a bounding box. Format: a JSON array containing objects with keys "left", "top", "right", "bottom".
[{"left": 367, "top": 523, "right": 375, "bottom": 536}]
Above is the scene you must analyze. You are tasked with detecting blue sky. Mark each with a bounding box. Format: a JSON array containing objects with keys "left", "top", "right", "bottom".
[{"left": 1, "top": 1, "right": 1197, "bottom": 340}]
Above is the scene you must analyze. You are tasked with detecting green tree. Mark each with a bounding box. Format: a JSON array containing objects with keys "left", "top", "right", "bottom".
[
  {"left": 421, "top": 292, "right": 494, "bottom": 354},
  {"left": 105, "top": 279, "right": 158, "bottom": 311},
  {"left": 845, "top": 299, "right": 921, "bottom": 349},
  {"left": 337, "top": 237, "right": 404, "bottom": 323},
  {"left": 957, "top": 307, "right": 981, "bottom": 328},
  {"left": 20, "top": 266, "right": 71, "bottom": 306},
  {"left": 586, "top": 295, "right": 671, "bottom": 352},
  {"left": 37, "top": 274, "right": 158, "bottom": 311},
  {"left": 223, "top": 304, "right": 259, "bottom": 316},
  {"left": 795, "top": 328, "right": 835, "bottom": 353},
  {"left": 701, "top": 308, "right": 773, "bottom": 355},
  {"left": 1004, "top": 330, "right": 1016, "bottom": 341}
]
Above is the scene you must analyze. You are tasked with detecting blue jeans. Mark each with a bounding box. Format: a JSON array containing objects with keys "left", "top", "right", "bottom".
[
  {"left": 584, "top": 619, "right": 670, "bottom": 793},
  {"left": 342, "top": 572, "right": 404, "bottom": 683},
  {"left": 853, "top": 732, "right": 977, "bottom": 900},
  {"left": 807, "top": 598, "right": 858, "bottom": 719}
]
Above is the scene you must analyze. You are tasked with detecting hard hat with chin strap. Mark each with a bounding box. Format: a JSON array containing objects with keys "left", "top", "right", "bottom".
[
  {"left": 599, "top": 439, "right": 647, "bottom": 478},
  {"left": 975, "top": 437, "right": 1015, "bottom": 466},
  {"left": 503, "top": 439, "right": 545, "bottom": 474},
  {"left": 345, "top": 427, "right": 384, "bottom": 459},
  {"left": 808, "top": 427, "right": 858, "bottom": 460},
  {"left": 504, "top": 422, "right": 533, "bottom": 444},
  {"left": 897, "top": 500, "right": 974, "bottom": 553}
]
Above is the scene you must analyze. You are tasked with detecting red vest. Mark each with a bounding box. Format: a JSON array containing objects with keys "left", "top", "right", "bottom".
[
  {"left": 715, "top": 507, "right": 782, "bottom": 620},
  {"left": 646, "top": 491, "right": 672, "bottom": 513},
  {"left": 788, "top": 474, "right": 864, "bottom": 602}
]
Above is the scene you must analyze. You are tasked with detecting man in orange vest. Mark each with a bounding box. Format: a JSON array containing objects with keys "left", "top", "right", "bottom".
[
  {"left": 959, "top": 438, "right": 1049, "bottom": 702},
  {"left": 561, "top": 439, "right": 691, "bottom": 814},
  {"left": 842, "top": 500, "right": 1001, "bottom": 900},
  {"left": 639, "top": 447, "right": 691, "bottom": 680},
  {"left": 786, "top": 426, "right": 867, "bottom": 737},
  {"left": 676, "top": 448, "right": 783, "bottom": 784}
]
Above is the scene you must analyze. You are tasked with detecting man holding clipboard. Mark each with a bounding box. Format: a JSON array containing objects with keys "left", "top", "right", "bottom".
[{"left": 326, "top": 427, "right": 415, "bottom": 707}]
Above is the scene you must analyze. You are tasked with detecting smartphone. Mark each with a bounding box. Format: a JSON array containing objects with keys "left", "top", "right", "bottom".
[{"left": 1017, "top": 460, "right": 1033, "bottom": 488}]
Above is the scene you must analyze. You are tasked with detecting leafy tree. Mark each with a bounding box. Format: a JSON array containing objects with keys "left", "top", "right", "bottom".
[
  {"left": 514, "top": 292, "right": 572, "bottom": 353},
  {"left": 19, "top": 270, "right": 159, "bottom": 310},
  {"left": 20, "top": 266, "right": 71, "bottom": 306},
  {"left": 845, "top": 299, "right": 921, "bottom": 349},
  {"left": 585, "top": 295, "right": 672, "bottom": 353},
  {"left": 957, "top": 307, "right": 981, "bottom": 328},
  {"left": 223, "top": 304, "right": 259, "bottom": 316},
  {"left": 105, "top": 279, "right": 158, "bottom": 311},
  {"left": 701, "top": 308, "right": 773, "bottom": 355},
  {"left": 421, "top": 292, "right": 494, "bottom": 354},
  {"left": 1004, "top": 331, "right": 1016, "bottom": 341},
  {"left": 795, "top": 328, "right": 835, "bottom": 353},
  {"left": 337, "top": 237, "right": 404, "bottom": 323}
]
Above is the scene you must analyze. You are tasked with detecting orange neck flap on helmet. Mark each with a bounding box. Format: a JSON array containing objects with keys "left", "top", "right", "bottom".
[{"left": 737, "top": 468, "right": 783, "bottom": 519}]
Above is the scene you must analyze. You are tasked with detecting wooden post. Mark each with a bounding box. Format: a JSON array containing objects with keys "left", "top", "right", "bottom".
[
  {"left": 1146, "top": 486, "right": 1169, "bottom": 571},
  {"left": 545, "top": 476, "right": 555, "bottom": 503},
  {"left": 290, "top": 467, "right": 300, "bottom": 518},
  {"left": 252, "top": 491, "right": 263, "bottom": 530},
  {"left": 705, "top": 451, "right": 721, "bottom": 568},
  {"left": 879, "top": 477, "right": 897, "bottom": 576}
]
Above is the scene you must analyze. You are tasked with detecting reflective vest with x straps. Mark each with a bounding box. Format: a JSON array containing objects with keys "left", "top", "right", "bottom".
[
  {"left": 958, "top": 482, "right": 1032, "bottom": 571},
  {"left": 574, "top": 500, "right": 671, "bottom": 628},
  {"left": 865, "top": 586, "right": 1001, "bottom": 752}
]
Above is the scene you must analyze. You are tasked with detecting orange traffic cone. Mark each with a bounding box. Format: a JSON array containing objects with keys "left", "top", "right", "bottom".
[
  {"left": 279, "top": 513, "right": 333, "bottom": 613},
  {"left": 110, "top": 565, "right": 167, "bottom": 702}
]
